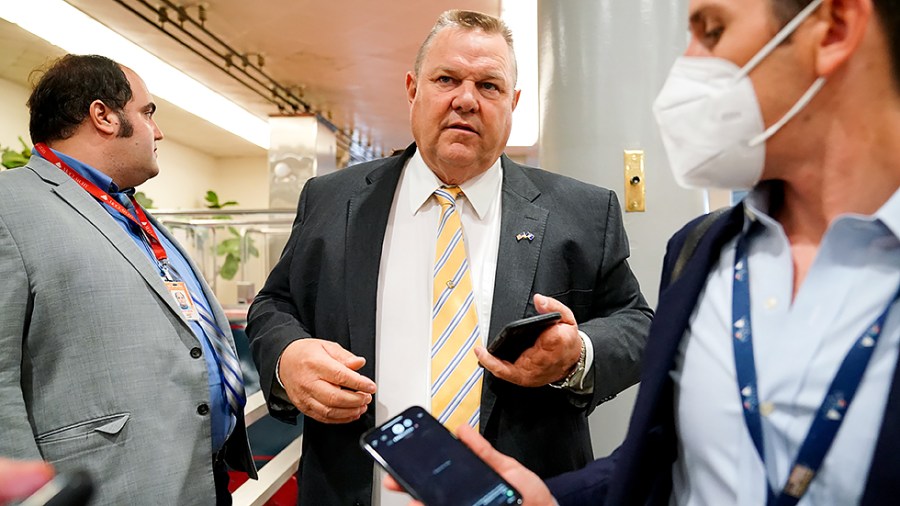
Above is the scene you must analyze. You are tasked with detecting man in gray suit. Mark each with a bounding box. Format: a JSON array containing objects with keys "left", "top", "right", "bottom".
[
  {"left": 0, "top": 54, "right": 256, "bottom": 504},
  {"left": 247, "top": 10, "right": 652, "bottom": 505}
]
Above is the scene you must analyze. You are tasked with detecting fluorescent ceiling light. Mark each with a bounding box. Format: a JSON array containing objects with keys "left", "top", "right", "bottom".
[
  {"left": 0, "top": 0, "right": 270, "bottom": 149},
  {"left": 502, "top": 0, "right": 538, "bottom": 147}
]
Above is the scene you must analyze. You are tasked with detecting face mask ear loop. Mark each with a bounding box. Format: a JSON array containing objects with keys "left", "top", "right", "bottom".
[
  {"left": 736, "top": 0, "right": 826, "bottom": 81},
  {"left": 749, "top": 76, "right": 827, "bottom": 147}
]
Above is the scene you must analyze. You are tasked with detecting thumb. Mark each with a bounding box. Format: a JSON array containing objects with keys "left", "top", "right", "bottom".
[
  {"left": 323, "top": 341, "right": 366, "bottom": 371},
  {"left": 533, "top": 293, "right": 576, "bottom": 325}
]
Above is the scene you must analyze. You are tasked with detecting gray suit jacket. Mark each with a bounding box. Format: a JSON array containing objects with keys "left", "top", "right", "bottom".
[
  {"left": 0, "top": 156, "right": 256, "bottom": 504},
  {"left": 248, "top": 145, "right": 652, "bottom": 505}
]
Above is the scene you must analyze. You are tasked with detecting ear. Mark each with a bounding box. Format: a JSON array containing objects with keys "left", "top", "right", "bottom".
[
  {"left": 814, "top": 0, "right": 873, "bottom": 77},
  {"left": 511, "top": 89, "right": 521, "bottom": 112},
  {"left": 405, "top": 71, "right": 418, "bottom": 106},
  {"left": 88, "top": 100, "right": 118, "bottom": 136}
]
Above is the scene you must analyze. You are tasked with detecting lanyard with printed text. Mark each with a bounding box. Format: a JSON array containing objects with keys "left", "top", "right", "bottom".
[
  {"left": 35, "top": 143, "right": 172, "bottom": 279},
  {"left": 732, "top": 229, "right": 900, "bottom": 505}
]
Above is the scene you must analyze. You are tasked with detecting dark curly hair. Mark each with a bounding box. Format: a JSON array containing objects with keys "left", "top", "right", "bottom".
[{"left": 27, "top": 54, "right": 133, "bottom": 144}]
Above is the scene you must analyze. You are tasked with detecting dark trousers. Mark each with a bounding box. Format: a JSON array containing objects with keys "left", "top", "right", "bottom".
[{"left": 214, "top": 457, "right": 232, "bottom": 506}]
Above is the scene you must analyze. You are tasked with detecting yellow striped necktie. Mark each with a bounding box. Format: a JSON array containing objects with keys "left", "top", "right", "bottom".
[{"left": 431, "top": 186, "right": 483, "bottom": 431}]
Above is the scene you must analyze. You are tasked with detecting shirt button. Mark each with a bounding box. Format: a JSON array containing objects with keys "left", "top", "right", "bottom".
[
  {"left": 197, "top": 403, "right": 210, "bottom": 416},
  {"left": 765, "top": 297, "right": 777, "bottom": 309},
  {"left": 190, "top": 347, "right": 202, "bottom": 359}
]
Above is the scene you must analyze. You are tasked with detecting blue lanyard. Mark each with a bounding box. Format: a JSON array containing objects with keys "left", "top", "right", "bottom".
[{"left": 732, "top": 230, "right": 900, "bottom": 505}]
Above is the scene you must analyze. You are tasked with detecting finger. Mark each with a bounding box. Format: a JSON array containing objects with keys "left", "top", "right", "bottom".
[
  {"left": 309, "top": 380, "right": 373, "bottom": 409},
  {"left": 316, "top": 352, "right": 377, "bottom": 394},
  {"left": 0, "top": 459, "right": 54, "bottom": 502},
  {"left": 474, "top": 346, "right": 522, "bottom": 384},
  {"left": 384, "top": 474, "right": 403, "bottom": 492},
  {"left": 323, "top": 341, "right": 368, "bottom": 370},
  {"left": 533, "top": 293, "right": 576, "bottom": 325},
  {"left": 303, "top": 396, "right": 369, "bottom": 424}
]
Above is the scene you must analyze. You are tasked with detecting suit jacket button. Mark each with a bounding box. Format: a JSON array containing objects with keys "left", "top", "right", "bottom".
[
  {"left": 197, "top": 403, "right": 210, "bottom": 416},
  {"left": 190, "top": 347, "right": 202, "bottom": 359}
]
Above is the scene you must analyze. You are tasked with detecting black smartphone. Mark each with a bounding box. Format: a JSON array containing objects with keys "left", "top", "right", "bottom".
[
  {"left": 18, "top": 469, "right": 93, "bottom": 506},
  {"left": 360, "top": 406, "right": 523, "bottom": 506},
  {"left": 486, "top": 312, "right": 562, "bottom": 362}
]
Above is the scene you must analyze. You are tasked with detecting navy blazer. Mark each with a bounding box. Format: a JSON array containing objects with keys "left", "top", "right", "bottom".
[{"left": 547, "top": 204, "right": 900, "bottom": 505}]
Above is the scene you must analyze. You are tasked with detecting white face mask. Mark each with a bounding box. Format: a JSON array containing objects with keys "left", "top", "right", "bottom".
[{"left": 653, "top": 0, "right": 826, "bottom": 190}]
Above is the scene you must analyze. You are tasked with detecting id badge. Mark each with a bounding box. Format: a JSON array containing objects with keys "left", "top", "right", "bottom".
[{"left": 165, "top": 281, "right": 198, "bottom": 321}]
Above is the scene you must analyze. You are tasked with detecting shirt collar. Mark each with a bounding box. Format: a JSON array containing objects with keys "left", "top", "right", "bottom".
[
  {"left": 405, "top": 150, "right": 503, "bottom": 219},
  {"left": 742, "top": 181, "right": 781, "bottom": 233},
  {"left": 743, "top": 180, "right": 900, "bottom": 241},
  {"left": 875, "top": 186, "right": 900, "bottom": 240},
  {"left": 37, "top": 147, "right": 122, "bottom": 194}
]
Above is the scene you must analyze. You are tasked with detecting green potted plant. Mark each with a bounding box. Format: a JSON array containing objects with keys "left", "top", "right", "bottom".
[
  {"left": 1, "top": 137, "right": 31, "bottom": 170},
  {"left": 205, "top": 190, "right": 259, "bottom": 280}
]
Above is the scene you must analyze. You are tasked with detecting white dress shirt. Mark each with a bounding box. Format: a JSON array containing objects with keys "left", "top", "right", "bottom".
[
  {"left": 670, "top": 184, "right": 900, "bottom": 505},
  {"left": 373, "top": 151, "right": 503, "bottom": 506}
]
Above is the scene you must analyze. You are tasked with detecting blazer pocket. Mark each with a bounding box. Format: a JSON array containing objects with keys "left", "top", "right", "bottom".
[{"left": 35, "top": 413, "right": 130, "bottom": 444}]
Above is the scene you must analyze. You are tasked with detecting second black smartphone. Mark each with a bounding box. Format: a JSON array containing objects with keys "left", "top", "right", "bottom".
[
  {"left": 360, "top": 406, "right": 523, "bottom": 506},
  {"left": 486, "top": 312, "right": 562, "bottom": 362}
]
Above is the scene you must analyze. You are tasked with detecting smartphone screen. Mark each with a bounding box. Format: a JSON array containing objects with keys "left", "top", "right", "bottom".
[{"left": 360, "top": 406, "right": 523, "bottom": 506}]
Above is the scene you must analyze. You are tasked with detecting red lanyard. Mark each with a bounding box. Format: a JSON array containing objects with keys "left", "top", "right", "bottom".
[{"left": 35, "top": 143, "right": 171, "bottom": 276}]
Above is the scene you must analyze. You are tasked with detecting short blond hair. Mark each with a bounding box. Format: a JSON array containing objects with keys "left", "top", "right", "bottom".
[{"left": 414, "top": 10, "right": 517, "bottom": 83}]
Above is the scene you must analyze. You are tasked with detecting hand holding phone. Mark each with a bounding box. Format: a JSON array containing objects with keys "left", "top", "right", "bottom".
[
  {"left": 360, "top": 406, "right": 523, "bottom": 506},
  {"left": 486, "top": 312, "right": 562, "bottom": 362}
]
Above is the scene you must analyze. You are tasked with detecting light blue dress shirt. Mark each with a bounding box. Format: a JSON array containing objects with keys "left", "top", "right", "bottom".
[
  {"left": 47, "top": 149, "right": 235, "bottom": 451},
  {"left": 671, "top": 182, "right": 900, "bottom": 505}
]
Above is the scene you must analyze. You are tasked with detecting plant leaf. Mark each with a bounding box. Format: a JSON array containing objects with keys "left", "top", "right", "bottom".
[
  {"left": 133, "top": 191, "right": 154, "bottom": 209},
  {"left": 216, "top": 237, "right": 242, "bottom": 256},
  {"left": 205, "top": 190, "right": 219, "bottom": 208},
  {"left": 247, "top": 240, "right": 260, "bottom": 258},
  {"left": 219, "top": 253, "right": 239, "bottom": 280}
]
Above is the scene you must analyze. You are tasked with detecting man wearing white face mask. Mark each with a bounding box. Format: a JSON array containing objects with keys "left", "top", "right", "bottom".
[{"left": 384, "top": 0, "right": 900, "bottom": 504}]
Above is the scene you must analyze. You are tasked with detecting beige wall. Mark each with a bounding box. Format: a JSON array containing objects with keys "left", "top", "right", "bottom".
[
  {"left": 212, "top": 156, "right": 270, "bottom": 210},
  {"left": 0, "top": 76, "right": 268, "bottom": 210},
  {"left": 0, "top": 78, "right": 31, "bottom": 150},
  {"left": 141, "top": 140, "right": 217, "bottom": 208}
]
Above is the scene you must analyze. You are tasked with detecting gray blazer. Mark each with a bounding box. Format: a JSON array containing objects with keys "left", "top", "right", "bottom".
[
  {"left": 247, "top": 145, "right": 653, "bottom": 505},
  {"left": 0, "top": 156, "right": 256, "bottom": 504}
]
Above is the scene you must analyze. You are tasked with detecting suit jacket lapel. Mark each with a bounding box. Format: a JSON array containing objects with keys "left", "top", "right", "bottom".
[
  {"left": 31, "top": 158, "right": 200, "bottom": 337},
  {"left": 487, "top": 156, "right": 548, "bottom": 340},
  {"left": 482, "top": 156, "right": 549, "bottom": 428},
  {"left": 344, "top": 149, "right": 408, "bottom": 379}
]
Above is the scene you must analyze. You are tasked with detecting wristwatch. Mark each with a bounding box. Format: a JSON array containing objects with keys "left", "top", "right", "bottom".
[{"left": 551, "top": 337, "right": 586, "bottom": 389}]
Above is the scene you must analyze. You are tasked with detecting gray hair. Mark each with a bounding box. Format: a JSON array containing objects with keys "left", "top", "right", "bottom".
[{"left": 414, "top": 9, "right": 517, "bottom": 84}]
